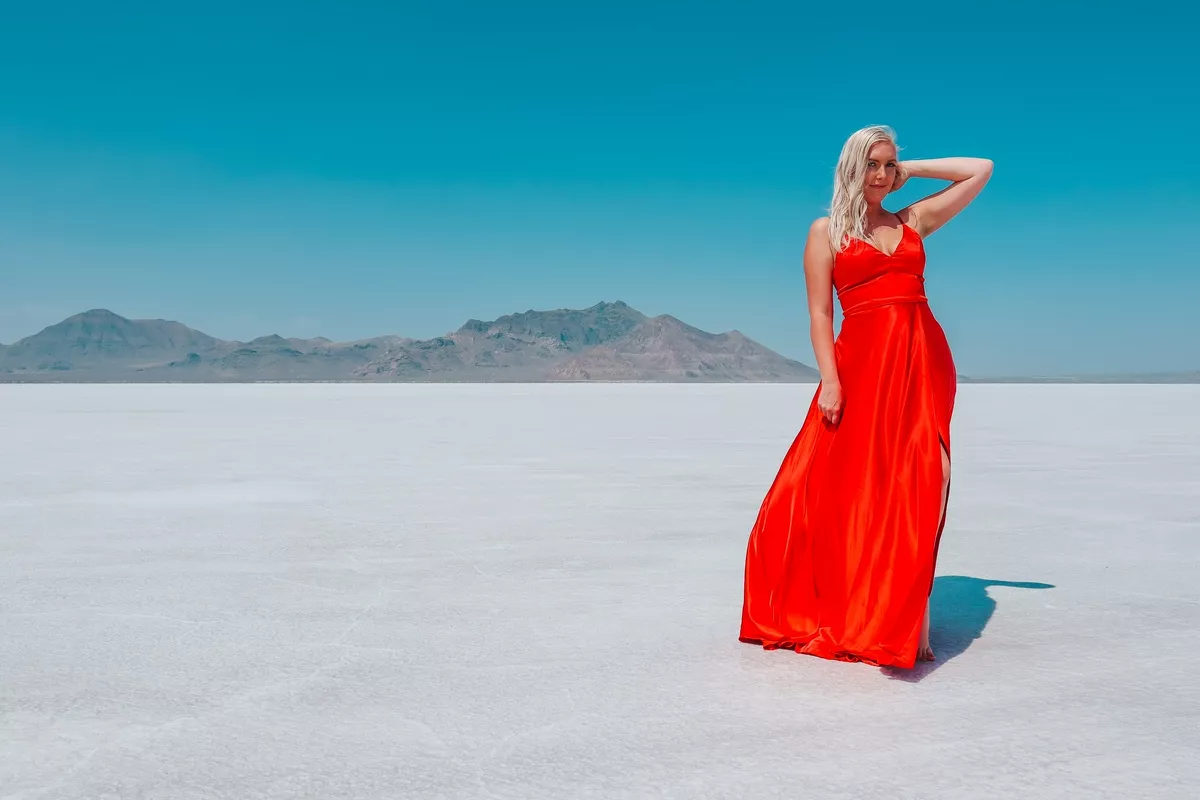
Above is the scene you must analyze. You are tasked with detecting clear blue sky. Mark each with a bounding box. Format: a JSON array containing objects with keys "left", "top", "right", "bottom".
[{"left": 1, "top": 1, "right": 1195, "bottom": 376}]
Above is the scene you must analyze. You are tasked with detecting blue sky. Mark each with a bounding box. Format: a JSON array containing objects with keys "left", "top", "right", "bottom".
[{"left": 1, "top": 1, "right": 1195, "bottom": 376}]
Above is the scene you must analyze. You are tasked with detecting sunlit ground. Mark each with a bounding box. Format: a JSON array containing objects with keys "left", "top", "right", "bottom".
[{"left": 2, "top": 383, "right": 1196, "bottom": 799}]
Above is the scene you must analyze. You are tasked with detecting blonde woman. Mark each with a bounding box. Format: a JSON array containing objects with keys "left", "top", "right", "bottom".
[{"left": 739, "top": 126, "right": 992, "bottom": 668}]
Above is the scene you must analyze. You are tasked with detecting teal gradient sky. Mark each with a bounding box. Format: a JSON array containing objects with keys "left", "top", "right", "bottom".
[{"left": 1, "top": 1, "right": 1196, "bottom": 376}]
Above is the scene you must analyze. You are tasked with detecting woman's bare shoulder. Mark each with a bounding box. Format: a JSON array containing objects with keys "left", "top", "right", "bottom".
[{"left": 805, "top": 216, "right": 836, "bottom": 263}]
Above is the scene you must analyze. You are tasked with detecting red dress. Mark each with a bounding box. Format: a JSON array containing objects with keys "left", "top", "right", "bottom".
[{"left": 739, "top": 220, "right": 956, "bottom": 669}]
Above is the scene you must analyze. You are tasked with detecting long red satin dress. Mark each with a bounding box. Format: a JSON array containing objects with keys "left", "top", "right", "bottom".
[{"left": 739, "top": 219, "right": 956, "bottom": 669}]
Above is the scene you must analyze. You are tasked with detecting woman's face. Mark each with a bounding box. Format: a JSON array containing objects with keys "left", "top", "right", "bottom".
[{"left": 863, "top": 141, "right": 898, "bottom": 204}]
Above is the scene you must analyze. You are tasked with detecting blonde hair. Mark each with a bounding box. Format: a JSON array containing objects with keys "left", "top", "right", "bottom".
[{"left": 827, "top": 125, "right": 901, "bottom": 252}]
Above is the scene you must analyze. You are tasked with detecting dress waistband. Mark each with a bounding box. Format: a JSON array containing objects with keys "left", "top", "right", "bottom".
[{"left": 838, "top": 272, "right": 927, "bottom": 317}]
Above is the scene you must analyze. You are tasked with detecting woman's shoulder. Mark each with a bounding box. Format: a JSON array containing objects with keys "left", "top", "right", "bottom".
[
  {"left": 807, "top": 216, "right": 832, "bottom": 246},
  {"left": 805, "top": 217, "right": 839, "bottom": 262}
]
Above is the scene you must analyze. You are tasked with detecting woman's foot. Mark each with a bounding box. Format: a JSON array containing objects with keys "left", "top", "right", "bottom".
[{"left": 917, "top": 602, "right": 935, "bottom": 661}]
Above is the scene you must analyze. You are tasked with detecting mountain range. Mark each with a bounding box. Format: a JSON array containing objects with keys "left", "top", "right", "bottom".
[
  {"left": 0, "top": 302, "right": 821, "bottom": 382},
  {"left": 3, "top": 304, "right": 1195, "bottom": 384}
]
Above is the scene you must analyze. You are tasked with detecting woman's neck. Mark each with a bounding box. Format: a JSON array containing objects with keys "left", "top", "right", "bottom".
[{"left": 865, "top": 203, "right": 892, "bottom": 223}]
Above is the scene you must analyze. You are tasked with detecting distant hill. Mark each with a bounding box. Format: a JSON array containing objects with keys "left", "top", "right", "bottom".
[
  {"left": 0, "top": 302, "right": 821, "bottom": 383},
  {"left": 1, "top": 309, "right": 221, "bottom": 373},
  {"left": 4, "top": 305, "right": 1193, "bottom": 384},
  {"left": 545, "top": 315, "right": 809, "bottom": 381}
]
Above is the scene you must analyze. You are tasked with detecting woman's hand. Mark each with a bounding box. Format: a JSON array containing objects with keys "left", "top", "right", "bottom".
[
  {"left": 890, "top": 161, "right": 909, "bottom": 193},
  {"left": 818, "top": 380, "right": 844, "bottom": 425}
]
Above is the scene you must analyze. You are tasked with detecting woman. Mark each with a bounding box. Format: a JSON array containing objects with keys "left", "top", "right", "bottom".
[{"left": 739, "top": 125, "right": 992, "bottom": 668}]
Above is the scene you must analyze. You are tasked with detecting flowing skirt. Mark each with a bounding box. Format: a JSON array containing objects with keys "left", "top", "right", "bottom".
[{"left": 739, "top": 299, "right": 956, "bottom": 669}]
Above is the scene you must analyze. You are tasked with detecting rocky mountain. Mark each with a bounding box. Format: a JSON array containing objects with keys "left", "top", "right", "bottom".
[
  {"left": 353, "top": 301, "right": 654, "bottom": 379},
  {"left": 1, "top": 309, "right": 221, "bottom": 374},
  {"left": 0, "top": 302, "right": 820, "bottom": 382},
  {"left": 546, "top": 315, "right": 808, "bottom": 381}
]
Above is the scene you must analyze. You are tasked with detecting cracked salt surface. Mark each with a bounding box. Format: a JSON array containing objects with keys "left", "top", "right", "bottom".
[{"left": 1, "top": 383, "right": 1197, "bottom": 799}]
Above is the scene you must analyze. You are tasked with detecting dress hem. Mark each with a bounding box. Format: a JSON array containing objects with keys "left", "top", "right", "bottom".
[{"left": 738, "top": 634, "right": 915, "bottom": 670}]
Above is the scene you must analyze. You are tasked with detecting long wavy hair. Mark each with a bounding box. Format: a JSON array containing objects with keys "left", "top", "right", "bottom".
[{"left": 828, "top": 125, "right": 900, "bottom": 252}]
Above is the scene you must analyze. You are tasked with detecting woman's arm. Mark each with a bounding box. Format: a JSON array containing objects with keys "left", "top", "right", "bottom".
[
  {"left": 803, "top": 217, "right": 843, "bottom": 424},
  {"left": 896, "top": 157, "right": 994, "bottom": 237}
]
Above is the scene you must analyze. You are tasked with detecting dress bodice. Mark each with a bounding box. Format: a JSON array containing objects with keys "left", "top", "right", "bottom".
[{"left": 833, "top": 223, "right": 928, "bottom": 317}]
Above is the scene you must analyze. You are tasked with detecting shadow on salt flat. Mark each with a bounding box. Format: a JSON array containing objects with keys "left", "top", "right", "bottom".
[{"left": 884, "top": 575, "right": 1056, "bottom": 683}]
